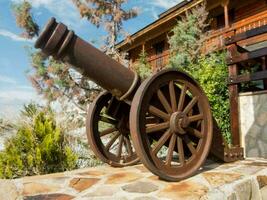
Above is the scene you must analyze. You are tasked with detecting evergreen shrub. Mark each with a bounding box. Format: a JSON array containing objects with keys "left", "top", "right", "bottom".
[{"left": 0, "top": 104, "right": 77, "bottom": 179}]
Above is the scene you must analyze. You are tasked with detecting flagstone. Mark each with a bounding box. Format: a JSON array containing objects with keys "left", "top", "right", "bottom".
[
  {"left": 78, "top": 170, "right": 106, "bottom": 176},
  {"left": 203, "top": 172, "right": 242, "bottom": 187},
  {"left": 24, "top": 193, "right": 74, "bottom": 200},
  {"left": 23, "top": 182, "right": 60, "bottom": 196},
  {"left": 257, "top": 175, "right": 267, "bottom": 188},
  {"left": 133, "top": 197, "right": 158, "bottom": 200},
  {"left": 233, "top": 165, "right": 264, "bottom": 175},
  {"left": 69, "top": 178, "right": 100, "bottom": 192},
  {"left": 83, "top": 185, "right": 119, "bottom": 197},
  {"left": 22, "top": 172, "right": 65, "bottom": 182},
  {"left": 135, "top": 165, "right": 149, "bottom": 173},
  {"left": 261, "top": 186, "right": 267, "bottom": 200},
  {"left": 158, "top": 181, "right": 208, "bottom": 200},
  {"left": 105, "top": 172, "right": 142, "bottom": 184},
  {"left": 0, "top": 180, "right": 19, "bottom": 200},
  {"left": 122, "top": 181, "right": 159, "bottom": 193}
]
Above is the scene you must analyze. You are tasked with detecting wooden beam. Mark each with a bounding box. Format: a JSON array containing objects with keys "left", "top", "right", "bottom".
[
  {"left": 228, "top": 64, "right": 240, "bottom": 147},
  {"left": 221, "top": 0, "right": 230, "bottom": 29},
  {"left": 262, "top": 56, "right": 267, "bottom": 90},
  {"left": 227, "top": 46, "right": 267, "bottom": 65},
  {"left": 224, "top": 5, "right": 229, "bottom": 28},
  {"left": 142, "top": 43, "right": 145, "bottom": 52},
  {"left": 228, "top": 70, "right": 267, "bottom": 85},
  {"left": 225, "top": 24, "right": 267, "bottom": 45}
]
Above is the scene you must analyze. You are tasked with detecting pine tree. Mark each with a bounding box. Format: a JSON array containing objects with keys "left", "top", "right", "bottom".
[
  {"left": 168, "top": 5, "right": 208, "bottom": 70},
  {"left": 11, "top": 0, "right": 39, "bottom": 39},
  {"left": 72, "top": 0, "right": 138, "bottom": 59}
]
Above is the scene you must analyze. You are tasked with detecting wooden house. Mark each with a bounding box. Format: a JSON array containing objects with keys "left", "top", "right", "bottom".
[{"left": 117, "top": 0, "right": 267, "bottom": 71}]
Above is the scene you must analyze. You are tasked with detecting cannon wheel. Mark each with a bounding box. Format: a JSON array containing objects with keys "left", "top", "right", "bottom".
[
  {"left": 130, "top": 69, "right": 213, "bottom": 181},
  {"left": 87, "top": 91, "right": 139, "bottom": 167}
]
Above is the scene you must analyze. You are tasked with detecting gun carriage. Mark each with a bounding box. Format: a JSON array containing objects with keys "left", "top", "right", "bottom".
[{"left": 35, "top": 18, "right": 215, "bottom": 181}]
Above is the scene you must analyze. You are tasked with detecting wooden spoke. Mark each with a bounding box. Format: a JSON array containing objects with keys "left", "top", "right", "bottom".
[
  {"left": 148, "top": 105, "right": 170, "bottom": 121},
  {"left": 178, "top": 85, "right": 187, "bottom": 111},
  {"left": 188, "top": 114, "right": 203, "bottom": 123},
  {"left": 157, "top": 89, "right": 172, "bottom": 114},
  {"left": 100, "top": 116, "right": 117, "bottom": 125},
  {"left": 177, "top": 136, "right": 185, "bottom": 166},
  {"left": 146, "top": 116, "right": 159, "bottom": 124},
  {"left": 169, "top": 81, "right": 177, "bottom": 112},
  {"left": 146, "top": 121, "right": 169, "bottom": 134},
  {"left": 100, "top": 127, "right": 116, "bottom": 137},
  {"left": 183, "top": 96, "right": 198, "bottom": 114},
  {"left": 187, "top": 127, "right": 203, "bottom": 138},
  {"left": 188, "top": 108, "right": 193, "bottom": 117},
  {"left": 124, "top": 136, "right": 133, "bottom": 156},
  {"left": 166, "top": 133, "right": 176, "bottom": 166},
  {"left": 152, "top": 129, "right": 172, "bottom": 155},
  {"left": 184, "top": 136, "right": 197, "bottom": 155},
  {"left": 117, "top": 135, "right": 124, "bottom": 158},
  {"left": 105, "top": 132, "right": 120, "bottom": 151}
]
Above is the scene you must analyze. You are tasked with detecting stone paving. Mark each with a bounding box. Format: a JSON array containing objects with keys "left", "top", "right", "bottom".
[{"left": 1, "top": 158, "right": 267, "bottom": 200}]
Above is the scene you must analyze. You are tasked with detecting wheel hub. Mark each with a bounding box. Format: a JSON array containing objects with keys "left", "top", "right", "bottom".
[{"left": 170, "top": 112, "right": 190, "bottom": 134}]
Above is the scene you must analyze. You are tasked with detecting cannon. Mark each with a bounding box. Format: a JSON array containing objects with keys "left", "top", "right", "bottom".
[{"left": 35, "top": 18, "right": 213, "bottom": 181}]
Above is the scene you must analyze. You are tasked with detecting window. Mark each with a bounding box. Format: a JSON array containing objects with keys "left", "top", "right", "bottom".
[
  {"left": 154, "top": 41, "right": 164, "bottom": 55},
  {"left": 153, "top": 41, "right": 165, "bottom": 69}
]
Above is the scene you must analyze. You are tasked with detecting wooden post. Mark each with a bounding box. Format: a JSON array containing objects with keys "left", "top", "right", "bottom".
[
  {"left": 227, "top": 42, "right": 240, "bottom": 147},
  {"left": 228, "top": 64, "right": 240, "bottom": 147},
  {"left": 142, "top": 43, "right": 145, "bottom": 53},
  {"left": 222, "top": 0, "right": 230, "bottom": 28},
  {"left": 262, "top": 56, "right": 267, "bottom": 90}
]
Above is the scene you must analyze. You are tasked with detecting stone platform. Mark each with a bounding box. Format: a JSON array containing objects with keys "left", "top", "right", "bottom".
[{"left": 1, "top": 158, "right": 267, "bottom": 200}]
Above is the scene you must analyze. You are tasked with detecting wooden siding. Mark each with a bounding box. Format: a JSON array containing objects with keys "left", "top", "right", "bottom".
[{"left": 128, "top": 0, "right": 267, "bottom": 70}]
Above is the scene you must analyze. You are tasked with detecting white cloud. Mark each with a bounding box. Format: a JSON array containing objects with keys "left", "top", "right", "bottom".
[
  {"left": 151, "top": 0, "right": 184, "bottom": 9},
  {"left": 0, "top": 88, "right": 38, "bottom": 102},
  {"left": 0, "top": 29, "right": 34, "bottom": 42},
  {"left": 143, "top": 7, "right": 159, "bottom": 20},
  {"left": 0, "top": 75, "right": 17, "bottom": 84},
  {"left": 0, "top": 85, "right": 43, "bottom": 121}
]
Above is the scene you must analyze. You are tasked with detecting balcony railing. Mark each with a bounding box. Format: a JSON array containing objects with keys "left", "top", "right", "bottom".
[
  {"left": 130, "top": 10, "right": 267, "bottom": 70},
  {"left": 205, "top": 10, "right": 267, "bottom": 52},
  {"left": 148, "top": 50, "right": 170, "bottom": 71}
]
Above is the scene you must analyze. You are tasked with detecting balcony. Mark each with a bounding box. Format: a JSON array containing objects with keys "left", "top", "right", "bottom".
[{"left": 205, "top": 10, "right": 267, "bottom": 52}]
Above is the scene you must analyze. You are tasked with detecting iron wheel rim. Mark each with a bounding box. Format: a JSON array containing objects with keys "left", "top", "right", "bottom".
[
  {"left": 87, "top": 91, "right": 139, "bottom": 167},
  {"left": 130, "top": 69, "right": 213, "bottom": 181}
]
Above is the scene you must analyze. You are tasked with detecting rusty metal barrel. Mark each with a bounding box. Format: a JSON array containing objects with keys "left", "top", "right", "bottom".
[{"left": 35, "top": 17, "right": 138, "bottom": 100}]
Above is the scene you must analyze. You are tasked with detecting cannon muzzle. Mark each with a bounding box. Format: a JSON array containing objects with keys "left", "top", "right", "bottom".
[{"left": 35, "top": 18, "right": 139, "bottom": 99}]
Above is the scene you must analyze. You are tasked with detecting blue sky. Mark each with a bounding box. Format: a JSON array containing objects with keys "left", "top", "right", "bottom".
[{"left": 0, "top": 0, "right": 182, "bottom": 120}]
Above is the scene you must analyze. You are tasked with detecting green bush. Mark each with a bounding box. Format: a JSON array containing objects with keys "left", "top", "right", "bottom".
[
  {"left": 0, "top": 104, "right": 78, "bottom": 179},
  {"left": 133, "top": 50, "right": 152, "bottom": 80},
  {"left": 191, "top": 53, "right": 231, "bottom": 143}
]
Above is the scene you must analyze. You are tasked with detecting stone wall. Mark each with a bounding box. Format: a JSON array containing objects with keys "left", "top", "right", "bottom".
[{"left": 239, "top": 91, "right": 267, "bottom": 158}]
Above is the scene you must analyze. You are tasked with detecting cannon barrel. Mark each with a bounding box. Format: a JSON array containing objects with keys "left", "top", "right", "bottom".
[{"left": 35, "top": 18, "right": 138, "bottom": 99}]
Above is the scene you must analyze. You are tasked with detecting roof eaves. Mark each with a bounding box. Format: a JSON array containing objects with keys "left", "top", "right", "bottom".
[
  {"left": 116, "top": 0, "right": 202, "bottom": 51},
  {"left": 158, "top": 0, "right": 192, "bottom": 18}
]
